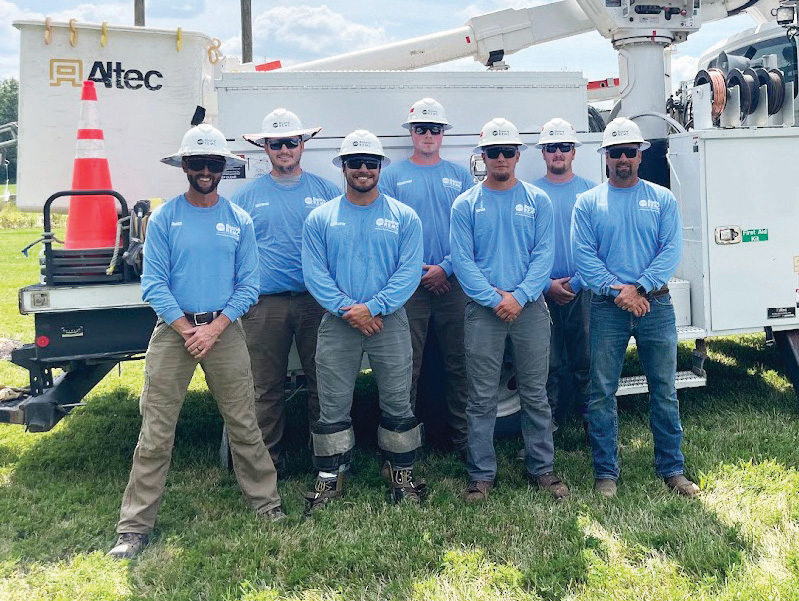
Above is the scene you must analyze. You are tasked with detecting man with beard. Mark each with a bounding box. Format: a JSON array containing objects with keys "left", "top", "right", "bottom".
[
  {"left": 109, "top": 125, "right": 284, "bottom": 560},
  {"left": 301, "top": 130, "right": 425, "bottom": 512},
  {"left": 379, "top": 98, "right": 473, "bottom": 456},
  {"left": 451, "top": 118, "right": 569, "bottom": 503},
  {"left": 572, "top": 117, "right": 699, "bottom": 499},
  {"left": 234, "top": 109, "right": 340, "bottom": 467},
  {"left": 533, "top": 118, "right": 596, "bottom": 428}
]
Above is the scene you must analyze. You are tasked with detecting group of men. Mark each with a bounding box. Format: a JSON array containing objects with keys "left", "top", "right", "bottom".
[{"left": 109, "top": 98, "right": 699, "bottom": 559}]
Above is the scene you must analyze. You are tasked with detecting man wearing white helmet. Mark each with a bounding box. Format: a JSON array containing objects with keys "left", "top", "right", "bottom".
[
  {"left": 451, "top": 117, "right": 569, "bottom": 503},
  {"left": 534, "top": 118, "right": 596, "bottom": 428},
  {"left": 572, "top": 117, "right": 699, "bottom": 499},
  {"left": 109, "top": 124, "right": 284, "bottom": 560},
  {"left": 302, "top": 129, "right": 425, "bottom": 512},
  {"left": 233, "top": 109, "right": 340, "bottom": 467},
  {"left": 379, "top": 98, "right": 473, "bottom": 455}
]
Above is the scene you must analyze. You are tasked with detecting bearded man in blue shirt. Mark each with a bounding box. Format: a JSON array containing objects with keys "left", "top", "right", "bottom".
[{"left": 572, "top": 117, "right": 699, "bottom": 499}]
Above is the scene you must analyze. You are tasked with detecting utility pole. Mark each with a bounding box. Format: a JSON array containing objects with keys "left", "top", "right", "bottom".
[
  {"left": 241, "top": 0, "right": 253, "bottom": 64},
  {"left": 134, "top": 0, "right": 145, "bottom": 26}
]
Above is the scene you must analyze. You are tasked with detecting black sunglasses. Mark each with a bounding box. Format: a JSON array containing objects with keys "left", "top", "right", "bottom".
[
  {"left": 606, "top": 146, "right": 639, "bottom": 159},
  {"left": 484, "top": 146, "right": 518, "bottom": 160},
  {"left": 267, "top": 138, "right": 301, "bottom": 150},
  {"left": 412, "top": 124, "right": 443, "bottom": 136},
  {"left": 343, "top": 156, "right": 382, "bottom": 170},
  {"left": 185, "top": 157, "right": 226, "bottom": 173},
  {"left": 544, "top": 143, "right": 574, "bottom": 153}
]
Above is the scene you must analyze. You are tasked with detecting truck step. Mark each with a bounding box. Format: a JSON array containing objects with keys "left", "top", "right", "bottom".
[{"left": 617, "top": 370, "right": 707, "bottom": 396}]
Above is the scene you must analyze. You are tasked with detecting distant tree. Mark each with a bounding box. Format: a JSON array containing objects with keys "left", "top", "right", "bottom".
[{"left": 0, "top": 78, "right": 18, "bottom": 183}]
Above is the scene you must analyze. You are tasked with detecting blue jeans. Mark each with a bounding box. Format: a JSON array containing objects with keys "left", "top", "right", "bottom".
[
  {"left": 315, "top": 309, "right": 415, "bottom": 427},
  {"left": 587, "top": 293, "right": 684, "bottom": 480},
  {"left": 464, "top": 297, "right": 553, "bottom": 482}
]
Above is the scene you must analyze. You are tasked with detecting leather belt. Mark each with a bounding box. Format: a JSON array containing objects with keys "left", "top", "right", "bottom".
[{"left": 184, "top": 310, "right": 222, "bottom": 325}]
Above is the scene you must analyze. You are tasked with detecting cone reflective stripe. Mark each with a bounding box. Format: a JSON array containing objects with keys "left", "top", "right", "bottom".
[{"left": 65, "top": 80, "right": 118, "bottom": 249}]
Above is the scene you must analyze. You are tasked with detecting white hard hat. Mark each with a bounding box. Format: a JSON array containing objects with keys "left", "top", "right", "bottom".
[
  {"left": 474, "top": 117, "right": 527, "bottom": 153},
  {"left": 535, "top": 118, "right": 582, "bottom": 148},
  {"left": 599, "top": 117, "right": 651, "bottom": 151},
  {"left": 161, "top": 124, "right": 245, "bottom": 167},
  {"left": 242, "top": 108, "right": 322, "bottom": 148},
  {"left": 332, "top": 129, "right": 391, "bottom": 167},
  {"left": 402, "top": 98, "right": 452, "bottom": 130}
]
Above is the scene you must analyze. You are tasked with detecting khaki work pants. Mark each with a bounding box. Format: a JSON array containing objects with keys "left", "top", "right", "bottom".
[
  {"left": 116, "top": 320, "right": 281, "bottom": 534},
  {"left": 405, "top": 275, "right": 469, "bottom": 448},
  {"left": 241, "top": 292, "right": 324, "bottom": 461}
]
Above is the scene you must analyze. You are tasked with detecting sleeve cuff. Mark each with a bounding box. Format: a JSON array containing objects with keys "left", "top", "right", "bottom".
[
  {"left": 439, "top": 259, "right": 453, "bottom": 277},
  {"left": 544, "top": 280, "right": 552, "bottom": 293},
  {"left": 221, "top": 307, "right": 240, "bottom": 323},
  {"left": 488, "top": 291, "right": 503, "bottom": 308},
  {"left": 568, "top": 277, "right": 582, "bottom": 293},
  {"left": 365, "top": 299, "right": 382, "bottom": 317},
  {"left": 511, "top": 289, "right": 529, "bottom": 306},
  {"left": 162, "top": 307, "right": 185, "bottom": 325}
]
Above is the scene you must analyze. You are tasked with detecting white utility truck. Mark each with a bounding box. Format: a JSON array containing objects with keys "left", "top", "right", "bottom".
[{"left": 5, "top": 0, "right": 799, "bottom": 440}]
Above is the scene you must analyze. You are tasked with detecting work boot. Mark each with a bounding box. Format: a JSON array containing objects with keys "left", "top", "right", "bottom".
[
  {"left": 531, "top": 472, "right": 570, "bottom": 501},
  {"left": 387, "top": 465, "right": 427, "bottom": 504},
  {"left": 594, "top": 478, "right": 617, "bottom": 498},
  {"left": 259, "top": 505, "right": 287, "bottom": 522},
  {"left": 463, "top": 480, "right": 493, "bottom": 503},
  {"left": 304, "top": 473, "right": 344, "bottom": 515},
  {"left": 664, "top": 474, "right": 700, "bottom": 498},
  {"left": 108, "top": 532, "right": 149, "bottom": 559}
]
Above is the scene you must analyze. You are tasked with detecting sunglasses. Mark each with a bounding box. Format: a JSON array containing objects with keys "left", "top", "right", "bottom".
[
  {"left": 605, "top": 146, "right": 639, "bottom": 159},
  {"left": 544, "top": 143, "right": 574, "bottom": 154},
  {"left": 185, "top": 157, "right": 226, "bottom": 173},
  {"left": 343, "top": 157, "right": 382, "bottom": 170},
  {"left": 267, "top": 138, "right": 301, "bottom": 150},
  {"left": 412, "top": 124, "right": 443, "bottom": 136},
  {"left": 484, "top": 146, "right": 518, "bottom": 160}
]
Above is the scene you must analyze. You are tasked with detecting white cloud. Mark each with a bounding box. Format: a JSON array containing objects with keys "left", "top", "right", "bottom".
[
  {"left": 670, "top": 53, "right": 700, "bottom": 91},
  {"left": 247, "top": 5, "right": 389, "bottom": 63}
]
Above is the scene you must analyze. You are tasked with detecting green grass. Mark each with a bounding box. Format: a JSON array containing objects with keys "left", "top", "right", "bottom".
[{"left": 2, "top": 228, "right": 799, "bottom": 599}]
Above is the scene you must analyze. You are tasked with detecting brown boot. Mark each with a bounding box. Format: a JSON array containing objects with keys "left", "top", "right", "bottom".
[
  {"left": 664, "top": 475, "right": 700, "bottom": 498},
  {"left": 387, "top": 465, "right": 428, "bottom": 505},
  {"left": 532, "top": 472, "right": 569, "bottom": 501},
  {"left": 463, "top": 480, "right": 493, "bottom": 503},
  {"left": 304, "top": 473, "right": 344, "bottom": 515}
]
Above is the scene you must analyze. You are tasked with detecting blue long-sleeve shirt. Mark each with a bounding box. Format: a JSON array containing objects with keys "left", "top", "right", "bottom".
[
  {"left": 142, "top": 194, "right": 259, "bottom": 324},
  {"left": 450, "top": 181, "right": 554, "bottom": 308},
  {"left": 534, "top": 175, "right": 597, "bottom": 294},
  {"left": 301, "top": 193, "right": 423, "bottom": 317},
  {"left": 231, "top": 171, "right": 340, "bottom": 293},
  {"left": 571, "top": 180, "right": 682, "bottom": 296},
  {"left": 379, "top": 159, "right": 473, "bottom": 276}
]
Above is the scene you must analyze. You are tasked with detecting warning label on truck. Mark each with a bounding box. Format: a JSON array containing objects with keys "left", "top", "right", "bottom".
[
  {"left": 768, "top": 307, "right": 796, "bottom": 319},
  {"left": 742, "top": 228, "right": 768, "bottom": 242}
]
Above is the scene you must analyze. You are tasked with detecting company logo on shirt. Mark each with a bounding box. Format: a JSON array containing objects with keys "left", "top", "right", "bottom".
[
  {"left": 514, "top": 203, "right": 536, "bottom": 218},
  {"left": 331, "top": 220, "right": 346, "bottom": 227},
  {"left": 475, "top": 207, "right": 486, "bottom": 213},
  {"left": 171, "top": 221, "right": 183, "bottom": 227},
  {"left": 638, "top": 198, "right": 660, "bottom": 211},
  {"left": 304, "top": 196, "right": 327, "bottom": 207},
  {"left": 254, "top": 202, "right": 269, "bottom": 208},
  {"left": 375, "top": 217, "right": 399, "bottom": 233},
  {"left": 441, "top": 177, "right": 462, "bottom": 191},
  {"left": 216, "top": 222, "right": 241, "bottom": 239},
  {"left": 397, "top": 180, "right": 413, "bottom": 186}
]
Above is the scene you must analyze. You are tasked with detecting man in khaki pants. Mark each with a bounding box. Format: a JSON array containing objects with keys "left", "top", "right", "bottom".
[{"left": 109, "top": 124, "right": 284, "bottom": 560}]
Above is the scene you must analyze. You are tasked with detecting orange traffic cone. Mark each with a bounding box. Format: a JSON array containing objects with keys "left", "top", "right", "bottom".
[{"left": 64, "top": 80, "right": 118, "bottom": 249}]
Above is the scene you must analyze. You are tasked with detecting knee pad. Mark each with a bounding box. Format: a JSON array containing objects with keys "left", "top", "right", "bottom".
[
  {"left": 378, "top": 417, "right": 424, "bottom": 469},
  {"left": 311, "top": 421, "right": 354, "bottom": 472}
]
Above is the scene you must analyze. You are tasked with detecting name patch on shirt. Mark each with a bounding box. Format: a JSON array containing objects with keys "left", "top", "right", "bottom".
[
  {"left": 304, "top": 196, "right": 327, "bottom": 208},
  {"left": 375, "top": 217, "right": 399, "bottom": 234},
  {"left": 442, "top": 177, "right": 463, "bottom": 191},
  {"left": 514, "top": 203, "right": 536, "bottom": 219},
  {"left": 638, "top": 199, "right": 660, "bottom": 211},
  {"left": 216, "top": 222, "right": 241, "bottom": 240}
]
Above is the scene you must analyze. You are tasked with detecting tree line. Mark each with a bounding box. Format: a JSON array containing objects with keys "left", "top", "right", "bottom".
[{"left": 0, "top": 78, "right": 18, "bottom": 183}]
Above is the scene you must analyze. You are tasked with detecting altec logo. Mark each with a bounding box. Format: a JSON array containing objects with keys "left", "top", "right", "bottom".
[{"left": 49, "top": 59, "right": 163, "bottom": 90}]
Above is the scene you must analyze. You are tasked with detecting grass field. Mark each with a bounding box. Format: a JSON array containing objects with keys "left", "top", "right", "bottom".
[{"left": 1, "top": 225, "right": 798, "bottom": 600}]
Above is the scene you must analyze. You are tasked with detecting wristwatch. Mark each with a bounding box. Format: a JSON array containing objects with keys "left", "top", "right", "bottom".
[{"left": 634, "top": 284, "right": 647, "bottom": 297}]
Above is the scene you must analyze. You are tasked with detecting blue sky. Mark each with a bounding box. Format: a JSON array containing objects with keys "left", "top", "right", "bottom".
[{"left": 1, "top": 0, "right": 756, "bottom": 85}]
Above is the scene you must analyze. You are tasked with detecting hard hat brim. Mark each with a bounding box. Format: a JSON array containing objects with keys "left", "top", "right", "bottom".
[
  {"left": 597, "top": 140, "right": 651, "bottom": 152},
  {"left": 242, "top": 126, "right": 322, "bottom": 148},
  {"left": 161, "top": 149, "right": 246, "bottom": 168}
]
